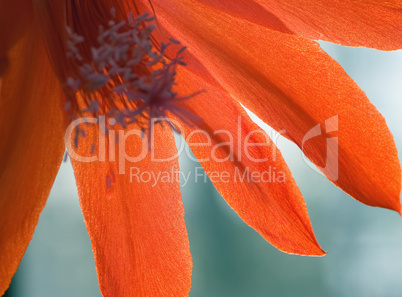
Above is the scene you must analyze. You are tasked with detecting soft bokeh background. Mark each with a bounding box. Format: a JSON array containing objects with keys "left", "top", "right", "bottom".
[{"left": 4, "top": 43, "right": 402, "bottom": 297}]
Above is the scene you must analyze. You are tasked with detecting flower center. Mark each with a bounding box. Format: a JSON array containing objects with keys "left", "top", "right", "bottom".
[{"left": 64, "top": 8, "right": 201, "bottom": 136}]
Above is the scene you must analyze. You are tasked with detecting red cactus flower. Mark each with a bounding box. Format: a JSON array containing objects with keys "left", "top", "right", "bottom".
[{"left": 0, "top": 1, "right": 400, "bottom": 296}]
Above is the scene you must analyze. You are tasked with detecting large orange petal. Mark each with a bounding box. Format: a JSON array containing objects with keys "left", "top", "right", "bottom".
[
  {"left": 196, "top": 0, "right": 402, "bottom": 50},
  {"left": 147, "top": 0, "right": 401, "bottom": 212},
  {"left": 0, "top": 30, "right": 65, "bottom": 294},
  {"left": 70, "top": 123, "right": 192, "bottom": 296},
  {"left": 0, "top": 0, "right": 33, "bottom": 76},
  {"left": 173, "top": 67, "right": 324, "bottom": 256}
]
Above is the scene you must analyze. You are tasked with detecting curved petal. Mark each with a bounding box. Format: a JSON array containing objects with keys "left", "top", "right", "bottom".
[
  {"left": 173, "top": 67, "right": 324, "bottom": 256},
  {"left": 70, "top": 123, "right": 192, "bottom": 297},
  {"left": 196, "top": 0, "right": 402, "bottom": 50},
  {"left": 0, "top": 0, "right": 33, "bottom": 76},
  {"left": 0, "top": 31, "right": 65, "bottom": 294},
  {"left": 147, "top": 0, "right": 401, "bottom": 212}
]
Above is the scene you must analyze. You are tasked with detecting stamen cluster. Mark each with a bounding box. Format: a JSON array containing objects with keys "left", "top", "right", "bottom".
[{"left": 64, "top": 10, "right": 200, "bottom": 139}]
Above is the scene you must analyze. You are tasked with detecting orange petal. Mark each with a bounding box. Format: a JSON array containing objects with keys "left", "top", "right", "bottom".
[
  {"left": 70, "top": 123, "right": 192, "bottom": 296},
  {"left": 0, "top": 31, "right": 65, "bottom": 294},
  {"left": 0, "top": 0, "right": 33, "bottom": 76},
  {"left": 173, "top": 67, "right": 325, "bottom": 256},
  {"left": 196, "top": 0, "right": 402, "bottom": 50},
  {"left": 148, "top": 0, "right": 402, "bottom": 212}
]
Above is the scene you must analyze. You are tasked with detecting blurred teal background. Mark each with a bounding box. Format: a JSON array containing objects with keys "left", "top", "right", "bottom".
[{"left": 4, "top": 43, "right": 402, "bottom": 297}]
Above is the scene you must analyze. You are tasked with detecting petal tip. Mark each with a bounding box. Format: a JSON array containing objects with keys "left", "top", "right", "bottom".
[
  {"left": 302, "top": 247, "right": 327, "bottom": 257},
  {"left": 280, "top": 241, "right": 327, "bottom": 257},
  {"left": 397, "top": 203, "right": 402, "bottom": 216},
  {"left": 316, "top": 249, "right": 327, "bottom": 257},
  {"left": 385, "top": 196, "right": 401, "bottom": 215},
  {"left": 287, "top": 248, "right": 327, "bottom": 257}
]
